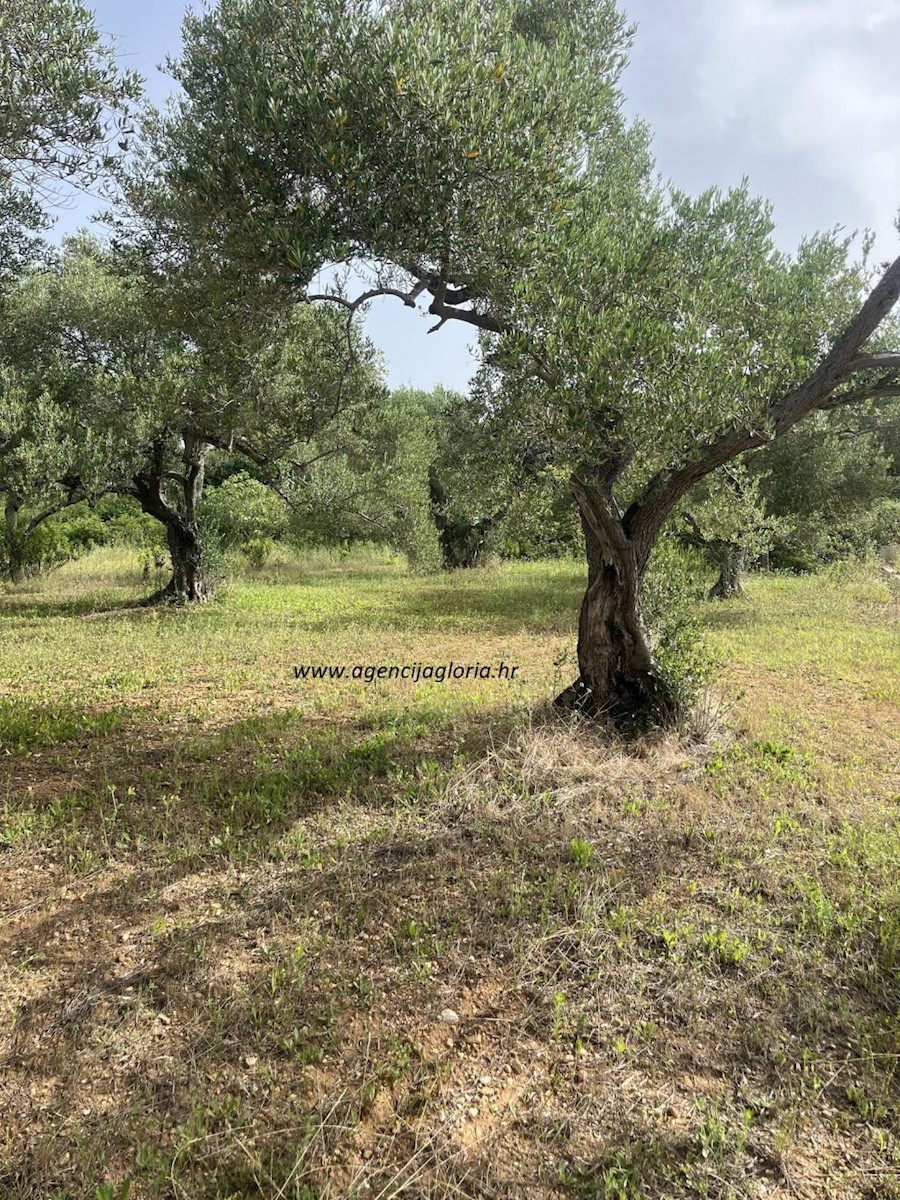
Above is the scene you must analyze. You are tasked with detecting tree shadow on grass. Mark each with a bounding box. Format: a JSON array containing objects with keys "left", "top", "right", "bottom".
[
  {"left": 697, "top": 600, "right": 757, "bottom": 630},
  {"left": 0, "top": 569, "right": 585, "bottom": 636},
  {"left": 390, "top": 580, "right": 583, "bottom": 635},
  {"left": 0, "top": 590, "right": 169, "bottom": 622},
  {"left": 2, "top": 705, "right": 899, "bottom": 1198},
  {"left": 0, "top": 732, "right": 708, "bottom": 1195},
  {"left": 0, "top": 701, "right": 527, "bottom": 868}
]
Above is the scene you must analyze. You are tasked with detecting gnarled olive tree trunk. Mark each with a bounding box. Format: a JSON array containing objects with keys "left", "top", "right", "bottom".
[
  {"left": 132, "top": 436, "right": 211, "bottom": 605},
  {"left": 429, "top": 469, "right": 505, "bottom": 568},
  {"left": 555, "top": 477, "right": 676, "bottom": 728},
  {"left": 709, "top": 545, "right": 745, "bottom": 599},
  {"left": 161, "top": 518, "right": 207, "bottom": 603}
]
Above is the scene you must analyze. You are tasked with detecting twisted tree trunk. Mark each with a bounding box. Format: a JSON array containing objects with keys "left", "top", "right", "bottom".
[
  {"left": 555, "top": 477, "right": 676, "bottom": 728},
  {"left": 160, "top": 519, "right": 207, "bottom": 603},
  {"left": 429, "top": 469, "right": 505, "bottom": 568},
  {"left": 133, "top": 435, "right": 211, "bottom": 605},
  {"left": 709, "top": 545, "right": 745, "bottom": 599}
]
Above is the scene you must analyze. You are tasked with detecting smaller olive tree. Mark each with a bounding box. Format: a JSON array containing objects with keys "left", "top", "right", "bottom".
[
  {"left": 3, "top": 238, "right": 209, "bottom": 598},
  {"left": 278, "top": 388, "right": 442, "bottom": 571},
  {"left": 678, "top": 464, "right": 782, "bottom": 599},
  {"left": 4, "top": 238, "right": 425, "bottom": 599},
  {"left": 758, "top": 405, "right": 900, "bottom": 570},
  {"left": 0, "top": 370, "right": 97, "bottom": 580}
]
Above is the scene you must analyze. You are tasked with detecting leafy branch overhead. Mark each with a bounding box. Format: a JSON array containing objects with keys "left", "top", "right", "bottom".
[{"left": 0, "top": 0, "right": 141, "bottom": 272}]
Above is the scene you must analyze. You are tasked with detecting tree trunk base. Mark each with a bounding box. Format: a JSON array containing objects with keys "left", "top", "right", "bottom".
[
  {"left": 708, "top": 548, "right": 745, "bottom": 599},
  {"left": 562, "top": 476, "right": 682, "bottom": 732},
  {"left": 553, "top": 677, "right": 595, "bottom": 714},
  {"left": 708, "top": 573, "right": 743, "bottom": 600},
  {"left": 553, "top": 669, "right": 678, "bottom": 732},
  {"left": 141, "top": 575, "right": 208, "bottom": 606}
]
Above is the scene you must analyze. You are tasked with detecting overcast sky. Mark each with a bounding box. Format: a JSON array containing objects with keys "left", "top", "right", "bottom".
[{"left": 53, "top": 0, "right": 900, "bottom": 392}]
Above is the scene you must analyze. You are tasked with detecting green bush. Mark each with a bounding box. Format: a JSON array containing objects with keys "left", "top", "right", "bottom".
[
  {"left": 1, "top": 497, "right": 166, "bottom": 580},
  {"left": 6, "top": 509, "right": 108, "bottom": 575},
  {"left": 869, "top": 498, "right": 900, "bottom": 549},
  {"left": 769, "top": 498, "right": 900, "bottom": 573},
  {"left": 202, "top": 473, "right": 288, "bottom": 560},
  {"left": 642, "top": 538, "right": 717, "bottom": 722},
  {"left": 241, "top": 535, "right": 274, "bottom": 570}
]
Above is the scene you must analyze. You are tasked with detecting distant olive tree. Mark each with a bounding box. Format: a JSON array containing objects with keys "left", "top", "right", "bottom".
[
  {"left": 3, "top": 239, "right": 420, "bottom": 598},
  {"left": 678, "top": 464, "right": 781, "bottom": 599},
  {"left": 0, "top": 369, "right": 97, "bottom": 580},
  {"left": 759, "top": 406, "right": 900, "bottom": 570}
]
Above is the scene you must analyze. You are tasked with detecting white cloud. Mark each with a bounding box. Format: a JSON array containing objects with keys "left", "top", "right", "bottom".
[{"left": 624, "top": 0, "right": 900, "bottom": 249}]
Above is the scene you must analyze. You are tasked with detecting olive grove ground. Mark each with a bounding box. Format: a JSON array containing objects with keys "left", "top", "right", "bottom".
[{"left": 0, "top": 549, "right": 898, "bottom": 1198}]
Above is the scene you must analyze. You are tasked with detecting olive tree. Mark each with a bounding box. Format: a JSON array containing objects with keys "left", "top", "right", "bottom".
[
  {"left": 3, "top": 238, "right": 208, "bottom": 597},
  {"left": 0, "top": 369, "right": 98, "bottom": 580},
  {"left": 5, "top": 239, "right": 407, "bottom": 600},
  {"left": 419, "top": 381, "right": 576, "bottom": 568},
  {"left": 137, "top": 0, "right": 900, "bottom": 723},
  {"left": 677, "top": 465, "right": 779, "bottom": 600},
  {"left": 0, "top": 0, "right": 140, "bottom": 276},
  {"left": 225, "top": 313, "right": 441, "bottom": 570},
  {"left": 758, "top": 405, "right": 900, "bottom": 569}
]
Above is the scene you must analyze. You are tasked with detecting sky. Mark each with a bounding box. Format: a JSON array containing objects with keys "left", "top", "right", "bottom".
[{"left": 52, "top": 0, "right": 900, "bottom": 392}]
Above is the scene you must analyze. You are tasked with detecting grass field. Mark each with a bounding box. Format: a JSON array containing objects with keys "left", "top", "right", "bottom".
[{"left": 1, "top": 549, "right": 898, "bottom": 1199}]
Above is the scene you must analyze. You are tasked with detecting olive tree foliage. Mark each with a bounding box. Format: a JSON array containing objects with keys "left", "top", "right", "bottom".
[
  {"left": 352, "top": 392, "right": 442, "bottom": 571},
  {"left": 0, "top": 239, "right": 126, "bottom": 580},
  {"left": 4, "top": 238, "right": 417, "bottom": 597},
  {"left": 418, "top": 382, "right": 578, "bottom": 567},
  {"left": 3, "top": 237, "right": 205, "bottom": 595},
  {"left": 278, "top": 389, "right": 441, "bottom": 570},
  {"left": 136, "top": 0, "right": 637, "bottom": 302},
  {"left": 202, "top": 471, "right": 289, "bottom": 566},
  {"left": 0, "top": 0, "right": 140, "bottom": 278},
  {"left": 412, "top": 385, "right": 510, "bottom": 569},
  {"left": 139, "top": 0, "right": 900, "bottom": 724},
  {"left": 0, "top": 367, "right": 95, "bottom": 580},
  {"left": 238, "top": 316, "right": 441, "bottom": 569},
  {"left": 673, "top": 385, "right": 900, "bottom": 583},
  {"left": 757, "top": 404, "right": 900, "bottom": 570},
  {"left": 677, "top": 464, "right": 782, "bottom": 599}
]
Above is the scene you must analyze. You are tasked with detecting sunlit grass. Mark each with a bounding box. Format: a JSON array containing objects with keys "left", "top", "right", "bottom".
[{"left": 0, "top": 547, "right": 585, "bottom": 709}]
